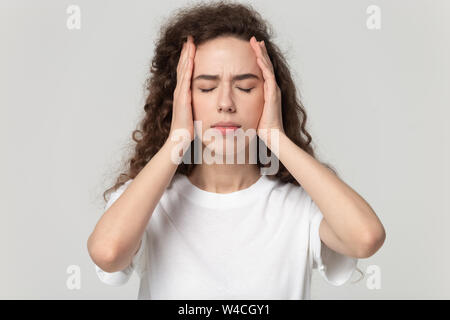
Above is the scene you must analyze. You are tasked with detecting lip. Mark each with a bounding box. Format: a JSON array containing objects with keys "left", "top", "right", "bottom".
[
  {"left": 211, "top": 121, "right": 241, "bottom": 128},
  {"left": 212, "top": 126, "right": 240, "bottom": 135}
]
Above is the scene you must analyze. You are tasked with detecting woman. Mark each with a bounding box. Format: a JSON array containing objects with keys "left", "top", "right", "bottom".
[{"left": 87, "top": 1, "right": 385, "bottom": 299}]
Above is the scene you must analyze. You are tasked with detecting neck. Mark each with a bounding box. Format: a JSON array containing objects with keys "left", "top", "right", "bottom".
[{"left": 188, "top": 163, "right": 261, "bottom": 194}]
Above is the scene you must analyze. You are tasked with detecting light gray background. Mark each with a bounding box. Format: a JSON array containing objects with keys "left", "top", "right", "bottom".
[{"left": 1, "top": 0, "right": 448, "bottom": 299}]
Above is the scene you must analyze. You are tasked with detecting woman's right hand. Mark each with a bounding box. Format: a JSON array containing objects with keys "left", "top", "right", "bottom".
[{"left": 168, "top": 35, "right": 196, "bottom": 145}]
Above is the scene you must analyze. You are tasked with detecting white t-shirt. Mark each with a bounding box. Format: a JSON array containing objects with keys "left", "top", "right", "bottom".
[{"left": 94, "top": 172, "right": 358, "bottom": 299}]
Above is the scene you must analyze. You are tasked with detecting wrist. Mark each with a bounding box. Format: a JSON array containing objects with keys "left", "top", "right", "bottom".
[
  {"left": 163, "top": 135, "right": 192, "bottom": 164},
  {"left": 259, "top": 128, "right": 284, "bottom": 149}
]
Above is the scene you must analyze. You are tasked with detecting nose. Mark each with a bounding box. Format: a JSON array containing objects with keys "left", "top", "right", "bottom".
[
  {"left": 217, "top": 85, "right": 236, "bottom": 113},
  {"left": 217, "top": 104, "right": 235, "bottom": 113}
]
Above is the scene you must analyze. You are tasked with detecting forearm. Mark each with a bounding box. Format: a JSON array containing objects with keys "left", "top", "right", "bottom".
[
  {"left": 88, "top": 137, "right": 187, "bottom": 272},
  {"left": 264, "top": 131, "right": 385, "bottom": 255}
]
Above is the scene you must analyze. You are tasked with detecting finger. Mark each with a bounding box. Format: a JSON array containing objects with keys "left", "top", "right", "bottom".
[
  {"left": 175, "top": 36, "right": 196, "bottom": 97},
  {"left": 189, "top": 36, "right": 196, "bottom": 57},
  {"left": 259, "top": 41, "right": 274, "bottom": 73},
  {"left": 250, "top": 36, "right": 265, "bottom": 60},
  {"left": 176, "top": 57, "right": 193, "bottom": 104},
  {"left": 256, "top": 57, "right": 268, "bottom": 80},
  {"left": 249, "top": 36, "right": 262, "bottom": 58},
  {"left": 182, "top": 41, "right": 191, "bottom": 71},
  {"left": 186, "top": 37, "right": 195, "bottom": 64},
  {"left": 180, "top": 38, "right": 195, "bottom": 83},
  {"left": 257, "top": 49, "right": 270, "bottom": 70},
  {"left": 182, "top": 41, "right": 190, "bottom": 70},
  {"left": 180, "top": 47, "right": 195, "bottom": 97},
  {"left": 183, "top": 57, "right": 194, "bottom": 90},
  {"left": 260, "top": 41, "right": 269, "bottom": 59},
  {"left": 180, "top": 36, "right": 195, "bottom": 76},
  {"left": 250, "top": 36, "right": 272, "bottom": 72},
  {"left": 255, "top": 51, "right": 272, "bottom": 79},
  {"left": 256, "top": 57, "right": 277, "bottom": 91},
  {"left": 177, "top": 42, "right": 188, "bottom": 81},
  {"left": 177, "top": 42, "right": 191, "bottom": 85},
  {"left": 177, "top": 41, "right": 187, "bottom": 70}
]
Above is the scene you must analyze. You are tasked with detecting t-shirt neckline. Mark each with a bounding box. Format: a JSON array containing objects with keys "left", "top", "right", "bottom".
[{"left": 173, "top": 173, "right": 272, "bottom": 210}]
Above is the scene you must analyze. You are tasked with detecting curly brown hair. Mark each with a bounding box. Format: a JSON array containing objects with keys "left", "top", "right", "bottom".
[{"left": 102, "top": 0, "right": 339, "bottom": 204}]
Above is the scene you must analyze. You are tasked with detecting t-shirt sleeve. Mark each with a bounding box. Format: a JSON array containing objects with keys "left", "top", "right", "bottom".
[
  {"left": 308, "top": 196, "right": 358, "bottom": 286},
  {"left": 94, "top": 179, "right": 149, "bottom": 286}
]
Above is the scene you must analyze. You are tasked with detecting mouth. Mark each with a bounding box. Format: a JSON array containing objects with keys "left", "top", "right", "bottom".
[
  {"left": 210, "top": 122, "right": 241, "bottom": 136},
  {"left": 211, "top": 126, "right": 241, "bottom": 135},
  {"left": 211, "top": 122, "right": 241, "bottom": 128}
]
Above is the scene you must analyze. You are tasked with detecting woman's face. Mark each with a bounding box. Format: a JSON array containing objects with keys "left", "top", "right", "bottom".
[{"left": 191, "top": 36, "right": 265, "bottom": 157}]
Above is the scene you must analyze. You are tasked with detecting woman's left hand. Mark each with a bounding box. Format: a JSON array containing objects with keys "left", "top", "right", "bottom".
[{"left": 250, "top": 36, "right": 285, "bottom": 144}]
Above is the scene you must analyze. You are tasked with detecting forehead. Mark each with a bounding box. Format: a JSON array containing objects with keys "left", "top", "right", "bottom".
[{"left": 193, "top": 36, "right": 260, "bottom": 77}]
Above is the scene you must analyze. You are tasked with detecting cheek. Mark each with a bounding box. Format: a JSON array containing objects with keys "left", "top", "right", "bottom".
[
  {"left": 191, "top": 92, "right": 210, "bottom": 121},
  {"left": 243, "top": 91, "right": 264, "bottom": 126},
  {"left": 248, "top": 85, "right": 264, "bottom": 110},
  {"left": 191, "top": 93, "right": 215, "bottom": 139}
]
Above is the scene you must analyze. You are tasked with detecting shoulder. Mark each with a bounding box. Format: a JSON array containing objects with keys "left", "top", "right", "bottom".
[
  {"left": 268, "top": 176, "right": 306, "bottom": 198},
  {"left": 104, "top": 179, "right": 133, "bottom": 210},
  {"left": 110, "top": 179, "right": 133, "bottom": 197},
  {"left": 264, "top": 176, "right": 310, "bottom": 211}
]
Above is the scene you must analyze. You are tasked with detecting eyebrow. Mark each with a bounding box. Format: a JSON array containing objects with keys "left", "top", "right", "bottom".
[{"left": 192, "top": 73, "right": 260, "bottom": 82}]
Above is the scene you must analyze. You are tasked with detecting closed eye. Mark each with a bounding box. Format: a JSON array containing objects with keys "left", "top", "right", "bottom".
[
  {"left": 238, "top": 87, "right": 254, "bottom": 93},
  {"left": 199, "top": 88, "right": 215, "bottom": 93},
  {"left": 199, "top": 87, "right": 254, "bottom": 93}
]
